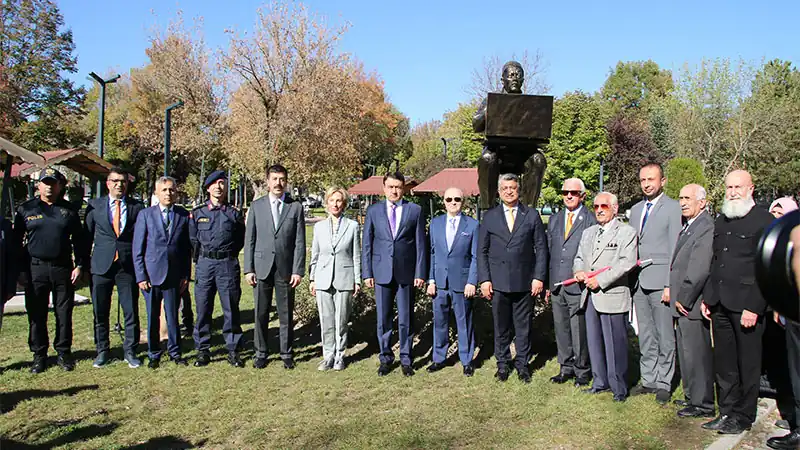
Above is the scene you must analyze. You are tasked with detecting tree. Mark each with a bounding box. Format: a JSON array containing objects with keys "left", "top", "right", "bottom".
[
  {"left": 604, "top": 113, "right": 661, "bottom": 206},
  {"left": 664, "top": 157, "right": 707, "bottom": 200},
  {"left": 599, "top": 60, "right": 673, "bottom": 117},
  {"left": 439, "top": 101, "right": 484, "bottom": 165},
  {"left": 0, "top": 0, "right": 85, "bottom": 143},
  {"left": 541, "top": 91, "right": 609, "bottom": 206},
  {"left": 466, "top": 49, "right": 550, "bottom": 101},
  {"left": 222, "top": 1, "right": 403, "bottom": 193}
]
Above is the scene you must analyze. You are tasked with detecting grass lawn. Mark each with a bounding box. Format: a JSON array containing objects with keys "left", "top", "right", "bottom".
[{"left": 1, "top": 227, "right": 717, "bottom": 449}]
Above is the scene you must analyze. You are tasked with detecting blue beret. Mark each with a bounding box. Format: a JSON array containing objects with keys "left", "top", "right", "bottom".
[{"left": 204, "top": 170, "right": 227, "bottom": 188}]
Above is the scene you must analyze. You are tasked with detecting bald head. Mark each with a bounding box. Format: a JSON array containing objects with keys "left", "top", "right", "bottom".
[
  {"left": 725, "top": 170, "right": 754, "bottom": 201},
  {"left": 443, "top": 186, "right": 464, "bottom": 216}
]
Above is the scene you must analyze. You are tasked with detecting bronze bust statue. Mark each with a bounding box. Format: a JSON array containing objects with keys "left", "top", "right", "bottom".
[{"left": 473, "top": 61, "right": 552, "bottom": 209}]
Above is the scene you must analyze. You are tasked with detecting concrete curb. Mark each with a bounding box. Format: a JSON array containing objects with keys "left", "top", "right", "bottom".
[{"left": 705, "top": 398, "right": 777, "bottom": 450}]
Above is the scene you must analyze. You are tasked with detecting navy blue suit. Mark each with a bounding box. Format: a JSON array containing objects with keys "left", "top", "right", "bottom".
[
  {"left": 133, "top": 205, "right": 191, "bottom": 360},
  {"left": 478, "top": 203, "right": 548, "bottom": 371},
  {"left": 362, "top": 199, "right": 427, "bottom": 366},
  {"left": 428, "top": 213, "right": 478, "bottom": 366}
]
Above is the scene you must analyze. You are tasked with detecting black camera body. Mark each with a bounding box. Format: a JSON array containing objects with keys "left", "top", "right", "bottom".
[{"left": 756, "top": 209, "right": 800, "bottom": 322}]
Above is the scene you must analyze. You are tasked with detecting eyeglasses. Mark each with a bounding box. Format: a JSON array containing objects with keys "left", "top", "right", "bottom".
[
  {"left": 561, "top": 190, "right": 582, "bottom": 197},
  {"left": 444, "top": 197, "right": 462, "bottom": 203},
  {"left": 593, "top": 204, "right": 611, "bottom": 211}
]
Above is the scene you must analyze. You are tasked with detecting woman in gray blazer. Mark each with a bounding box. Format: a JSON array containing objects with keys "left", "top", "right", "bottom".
[{"left": 309, "top": 187, "right": 361, "bottom": 371}]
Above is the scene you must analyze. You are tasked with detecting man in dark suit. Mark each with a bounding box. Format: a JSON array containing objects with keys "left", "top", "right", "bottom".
[
  {"left": 426, "top": 187, "right": 479, "bottom": 376},
  {"left": 362, "top": 171, "right": 427, "bottom": 377},
  {"left": 546, "top": 177, "right": 596, "bottom": 386},
  {"left": 244, "top": 164, "right": 306, "bottom": 370},
  {"left": 85, "top": 167, "right": 144, "bottom": 368},
  {"left": 133, "top": 176, "right": 191, "bottom": 369},
  {"left": 629, "top": 162, "right": 682, "bottom": 405},
  {"left": 700, "top": 170, "right": 774, "bottom": 434},
  {"left": 478, "top": 173, "right": 548, "bottom": 383},
  {"left": 669, "top": 184, "right": 715, "bottom": 418}
]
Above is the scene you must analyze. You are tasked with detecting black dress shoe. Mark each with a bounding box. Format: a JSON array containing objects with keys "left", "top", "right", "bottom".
[
  {"left": 701, "top": 415, "right": 730, "bottom": 431},
  {"left": 767, "top": 430, "right": 800, "bottom": 449},
  {"left": 282, "top": 358, "right": 296, "bottom": 370},
  {"left": 550, "top": 373, "right": 574, "bottom": 384},
  {"left": 574, "top": 377, "right": 591, "bottom": 387},
  {"left": 518, "top": 369, "right": 532, "bottom": 384},
  {"left": 613, "top": 394, "right": 627, "bottom": 402},
  {"left": 655, "top": 389, "right": 671, "bottom": 405},
  {"left": 377, "top": 363, "right": 391, "bottom": 376},
  {"left": 582, "top": 387, "right": 611, "bottom": 394},
  {"left": 717, "top": 416, "right": 750, "bottom": 435},
  {"left": 30, "top": 355, "right": 47, "bottom": 374},
  {"left": 253, "top": 357, "right": 268, "bottom": 369},
  {"left": 629, "top": 385, "right": 658, "bottom": 396},
  {"left": 426, "top": 362, "right": 446, "bottom": 373},
  {"left": 57, "top": 353, "right": 75, "bottom": 372},
  {"left": 148, "top": 358, "right": 160, "bottom": 369},
  {"left": 673, "top": 399, "right": 689, "bottom": 407},
  {"left": 677, "top": 406, "right": 716, "bottom": 418},
  {"left": 401, "top": 365, "right": 414, "bottom": 377},
  {"left": 463, "top": 365, "right": 474, "bottom": 377},
  {"left": 194, "top": 353, "right": 211, "bottom": 367},
  {"left": 228, "top": 352, "right": 244, "bottom": 368},
  {"left": 172, "top": 357, "right": 189, "bottom": 367},
  {"left": 494, "top": 369, "right": 510, "bottom": 382}
]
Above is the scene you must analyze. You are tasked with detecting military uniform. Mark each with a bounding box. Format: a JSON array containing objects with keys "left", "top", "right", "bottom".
[
  {"left": 14, "top": 169, "right": 88, "bottom": 371},
  {"left": 190, "top": 171, "right": 245, "bottom": 366}
]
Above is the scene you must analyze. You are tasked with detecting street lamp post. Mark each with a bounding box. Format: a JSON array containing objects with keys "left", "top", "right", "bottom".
[
  {"left": 164, "top": 100, "right": 184, "bottom": 176},
  {"left": 89, "top": 72, "right": 120, "bottom": 198}
]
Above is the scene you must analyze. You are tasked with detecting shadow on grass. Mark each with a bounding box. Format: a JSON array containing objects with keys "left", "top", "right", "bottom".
[
  {"left": 1, "top": 349, "right": 98, "bottom": 373},
  {"left": 1, "top": 422, "right": 117, "bottom": 449},
  {"left": 120, "top": 436, "right": 205, "bottom": 449},
  {"left": 1, "top": 384, "right": 100, "bottom": 413}
]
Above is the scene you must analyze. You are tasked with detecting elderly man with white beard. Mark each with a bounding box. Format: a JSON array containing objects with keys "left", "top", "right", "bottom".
[{"left": 700, "top": 170, "right": 774, "bottom": 435}]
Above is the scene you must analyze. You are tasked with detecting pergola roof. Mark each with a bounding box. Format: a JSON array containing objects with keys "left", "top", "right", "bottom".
[
  {"left": 348, "top": 176, "right": 418, "bottom": 196},
  {"left": 4, "top": 148, "right": 117, "bottom": 180},
  {"left": 0, "top": 136, "right": 45, "bottom": 166},
  {"left": 412, "top": 168, "right": 479, "bottom": 196}
]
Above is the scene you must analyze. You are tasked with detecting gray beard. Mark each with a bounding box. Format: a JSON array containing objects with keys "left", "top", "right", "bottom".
[{"left": 721, "top": 197, "right": 755, "bottom": 219}]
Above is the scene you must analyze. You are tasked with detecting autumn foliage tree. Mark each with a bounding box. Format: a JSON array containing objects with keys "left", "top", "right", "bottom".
[{"left": 222, "top": 2, "right": 404, "bottom": 194}]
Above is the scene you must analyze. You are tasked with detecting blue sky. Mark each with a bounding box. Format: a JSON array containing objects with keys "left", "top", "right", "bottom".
[{"left": 59, "top": 0, "right": 798, "bottom": 125}]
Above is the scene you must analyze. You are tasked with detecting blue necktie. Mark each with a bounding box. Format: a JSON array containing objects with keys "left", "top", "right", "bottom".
[{"left": 640, "top": 202, "right": 653, "bottom": 234}]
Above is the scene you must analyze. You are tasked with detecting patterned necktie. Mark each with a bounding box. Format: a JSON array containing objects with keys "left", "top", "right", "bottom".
[
  {"left": 564, "top": 212, "right": 574, "bottom": 240},
  {"left": 506, "top": 208, "right": 515, "bottom": 232},
  {"left": 641, "top": 202, "right": 653, "bottom": 234},
  {"left": 446, "top": 217, "right": 456, "bottom": 251},
  {"left": 163, "top": 208, "right": 171, "bottom": 236},
  {"left": 389, "top": 203, "right": 397, "bottom": 237}
]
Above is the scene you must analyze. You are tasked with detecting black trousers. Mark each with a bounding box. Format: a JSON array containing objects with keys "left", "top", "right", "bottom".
[
  {"left": 774, "top": 319, "right": 800, "bottom": 430},
  {"left": 711, "top": 305, "right": 765, "bottom": 424},
  {"left": 551, "top": 288, "right": 590, "bottom": 379},
  {"left": 26, "top": 260, "right": 74, "bottom": 356},
  {"left": 253, "top": 266, "right": 294, "bottom": 360},
  {"left": 676, "top": 316, "right": 715, "bottom": 411},
  {"left": 180, "top": 288, "right": 193, "bottom": 329},
  {"left": 764, "top": 316, "right": 794, "bottom": 423},
  {"left": 92, "top": 262, "right": 140, "bottom": 354},
  {"left": 492, "top": 290, "right": 532, "bottom": 371}
]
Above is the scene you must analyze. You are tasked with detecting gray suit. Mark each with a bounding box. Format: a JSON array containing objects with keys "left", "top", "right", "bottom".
[
  {"left": 309, "top": 216, "right": 361, "bottom": 362},
  {"left": 630, "top": 194, "right": 681, "bottom": 391},
  {"left": 244, "top": 193, "right": 306, "bottom": 360},
  {"left": 547, "top": 206, "right": 596, "bottom": 379},
  {"left": 574, "top": 219, "right": 638, "bottom": 397},
  {"left": 669, "top": 210, "right": 715, "bottom": 411}
]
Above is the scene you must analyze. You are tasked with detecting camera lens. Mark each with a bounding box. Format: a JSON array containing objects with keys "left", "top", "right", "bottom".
[{"left": 756, "top": 209, "right": 800, "bottom": 322}]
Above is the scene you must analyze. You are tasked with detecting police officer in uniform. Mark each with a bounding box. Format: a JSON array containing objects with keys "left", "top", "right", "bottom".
[
  {"left": 14, "top": 168, "right": 88, "bottom": 373},
  {"left": 190, "top": 170, "right": 245, "bottom": 367}
]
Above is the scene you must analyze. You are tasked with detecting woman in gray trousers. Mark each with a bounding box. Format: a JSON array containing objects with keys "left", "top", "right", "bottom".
[{"left": 309, "top": 187, "right": 361, "bottom": 371}]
